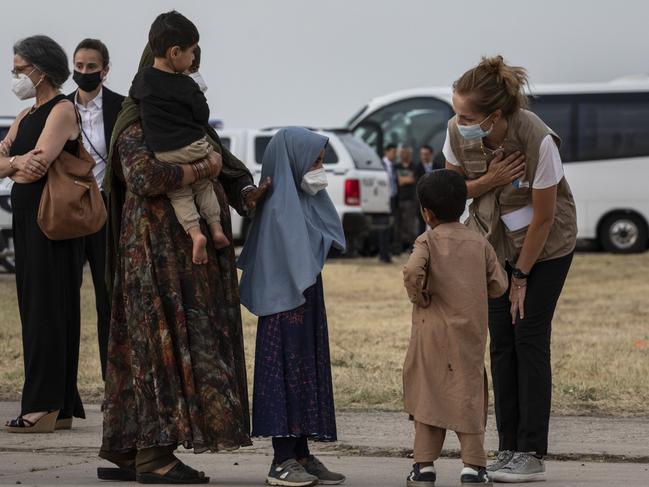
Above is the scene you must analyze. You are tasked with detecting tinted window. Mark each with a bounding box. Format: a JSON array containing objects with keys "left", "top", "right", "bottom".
[
  {"left": 576, "top": 93, "right": 649, "bottom": 161},
  {"left": 254, "top": 134, "right": 339, "bottom": 165},
  {"left": 528, "top": 95, "right": 575, "bottom": 162},
  {"left": 353, "top": 97, "right": 453, "bottom": 157},
  {"left": 337, "top": 133, "right": 384, "bottom": 170}
]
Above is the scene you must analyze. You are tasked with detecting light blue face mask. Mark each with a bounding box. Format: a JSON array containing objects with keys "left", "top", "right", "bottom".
[{"left": 457, "top": 113, "right": 494, "bottom": 140}]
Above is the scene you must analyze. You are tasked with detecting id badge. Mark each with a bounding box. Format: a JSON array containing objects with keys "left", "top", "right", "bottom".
[{"left": 512, "top": 179, "right": 530, "bottom": 189}]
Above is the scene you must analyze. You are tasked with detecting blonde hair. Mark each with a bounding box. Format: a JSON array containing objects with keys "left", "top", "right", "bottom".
[{"left": 453, "top": 55, "right": 529, "bottom": 116}]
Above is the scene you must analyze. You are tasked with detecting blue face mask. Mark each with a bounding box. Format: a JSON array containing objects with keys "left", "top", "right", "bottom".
[{"left": 457, "top": 114, "right": 494, "bottom": 140}]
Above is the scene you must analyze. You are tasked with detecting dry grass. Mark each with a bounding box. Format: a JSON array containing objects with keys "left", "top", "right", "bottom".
[{"left": 1, "top": 253, "right": 648, "bottom": 416}]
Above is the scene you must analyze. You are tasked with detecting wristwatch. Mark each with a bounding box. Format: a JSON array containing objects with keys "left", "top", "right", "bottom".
[{"left": 512, "top": 267, "right": 529, "bottom": 279}]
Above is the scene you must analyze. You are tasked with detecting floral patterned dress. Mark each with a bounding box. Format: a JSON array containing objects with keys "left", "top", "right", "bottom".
[{"left": 101, "top": 122, "right": 252, "bottom": 454}]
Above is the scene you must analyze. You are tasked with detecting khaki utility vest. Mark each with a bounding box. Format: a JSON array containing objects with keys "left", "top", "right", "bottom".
[{"left": 448, "top": 109, "right": 577, "bottom": 265}]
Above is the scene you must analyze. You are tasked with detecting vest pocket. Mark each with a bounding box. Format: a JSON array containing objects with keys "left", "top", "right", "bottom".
[
  {"left": 464, "top": 159, "right": 487, "bottom": 177},
  {"left": 499, "top": 185, "right": 530, "bottom": 207},
  {"left": 505, "top": 226, "right": 528, "bottom": 255}
]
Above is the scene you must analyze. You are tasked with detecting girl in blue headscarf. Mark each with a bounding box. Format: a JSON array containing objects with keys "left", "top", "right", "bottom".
[{"left": 238, "top": 127, "right": 346, "bottom": 486}]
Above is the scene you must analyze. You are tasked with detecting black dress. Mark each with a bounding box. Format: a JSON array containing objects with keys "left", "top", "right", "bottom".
[{"left": 10, "top": 94, "right": 85, "bottom": 419}]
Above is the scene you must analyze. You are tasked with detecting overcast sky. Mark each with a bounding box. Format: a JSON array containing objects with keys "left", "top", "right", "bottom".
[{"left": 2, "top": 0, "right": 648, "bottom": 128}]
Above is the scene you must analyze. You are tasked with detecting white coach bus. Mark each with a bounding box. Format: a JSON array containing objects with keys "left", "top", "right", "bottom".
[{"left": 347, "top": 78, "right": 649, "bottom": 253}]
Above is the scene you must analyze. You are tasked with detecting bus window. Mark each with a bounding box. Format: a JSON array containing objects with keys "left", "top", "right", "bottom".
[
  {"left": 528, "top": 95, "right": 575, "bottom": 162},
  {"left": 577, "top": 93, "right": 649, "bottom": 161},
  {"left": 353, "top": 97, "right": 453, "bottom": 156}
]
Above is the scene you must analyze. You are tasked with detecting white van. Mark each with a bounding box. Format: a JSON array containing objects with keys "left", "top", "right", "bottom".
[
  {"left": 347, "top": 79, "right": 649, "bottom": 253},
  {"left": 219, "top": 128, "right": 391, "bottom": 254}
]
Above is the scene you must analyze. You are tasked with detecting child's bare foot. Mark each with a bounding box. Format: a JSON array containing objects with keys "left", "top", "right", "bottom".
[
  {"left": 188, "top": 227, "right": 208, "bottom": 264},
  {"left": 209, "top": 223, "right": 230, "bottom": 250}
]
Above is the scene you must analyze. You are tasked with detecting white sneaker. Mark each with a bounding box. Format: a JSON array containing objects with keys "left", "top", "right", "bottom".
[
  {"left": 489, "top": 452, "right": 546, "bottom": 483},
  {"left": 487, "top": 450, "right": 515, "bottom": 472}
]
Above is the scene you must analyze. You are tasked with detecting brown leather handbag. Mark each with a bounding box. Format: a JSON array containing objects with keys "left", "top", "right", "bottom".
[{"left": 37, "top": 132, "right": 107, "bottom": 241}]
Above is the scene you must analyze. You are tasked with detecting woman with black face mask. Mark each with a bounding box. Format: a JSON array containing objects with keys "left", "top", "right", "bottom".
[{"left": 67, "top": 39, "right": 125, "bottom": 388}]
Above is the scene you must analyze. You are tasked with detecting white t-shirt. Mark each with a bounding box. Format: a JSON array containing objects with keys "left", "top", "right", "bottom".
[{"left": 442, "top": 129, "right": 564, "bottom": 189}]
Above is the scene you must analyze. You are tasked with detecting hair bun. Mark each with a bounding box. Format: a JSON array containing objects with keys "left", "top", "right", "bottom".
[{"left": 453, "top": 55, "right": 529, "bottom": 116}]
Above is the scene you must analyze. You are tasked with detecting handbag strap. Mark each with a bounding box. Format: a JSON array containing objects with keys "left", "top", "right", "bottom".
[{"left": 74, "top": 106, "right": 108, "bottom": 164}]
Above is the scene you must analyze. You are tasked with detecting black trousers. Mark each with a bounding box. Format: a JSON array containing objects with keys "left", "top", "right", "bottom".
[
  {"left": 79, "top": 193, "right": 111, "bottom": 380},
  {"left": 272, "top": 436, "right": 311, "bottom": 464},
  {"left": 488, "top": 252, "right": 573, "bottom": 456},
  {"left": 13, "top": 207, "right": 85, "bottom": 419}
]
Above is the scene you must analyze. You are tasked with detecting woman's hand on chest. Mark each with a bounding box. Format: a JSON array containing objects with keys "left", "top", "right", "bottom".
[{"left": 485, "top": 150, "right": 526, "bottom": 189}]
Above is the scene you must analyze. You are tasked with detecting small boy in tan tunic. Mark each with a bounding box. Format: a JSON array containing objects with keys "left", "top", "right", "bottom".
[{"left": 403, "top": 170, "right": 508, "bottom": 486}]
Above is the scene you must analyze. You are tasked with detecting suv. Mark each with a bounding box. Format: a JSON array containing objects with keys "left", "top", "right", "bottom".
[
  {"left": 219, "top": 128, "right": 391, "bottom": 254},
  {"left": 0, "top": 116, "right": 14, "bottom": 273}
]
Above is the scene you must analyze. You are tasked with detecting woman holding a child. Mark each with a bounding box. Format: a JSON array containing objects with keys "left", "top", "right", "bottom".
[
  {"left": 98, "top": 12, "right": 269, "bottom": 484},
  {"left": 444, "top": 56, "right": 577, "bottom": 483}
]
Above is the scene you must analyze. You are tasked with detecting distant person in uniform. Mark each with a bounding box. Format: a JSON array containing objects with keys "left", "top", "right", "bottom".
[
  {"left": 415, "top": 145, "right": 435, "bottom": 233},
  {"left": 416, "top": 145, "right": 435, "bottom": 178},
  {"left": 378, "top": 143, "right": 399, "bottom": 263},
  {"left": 395, "top": 145, "right": 419, "bottom": 249}
]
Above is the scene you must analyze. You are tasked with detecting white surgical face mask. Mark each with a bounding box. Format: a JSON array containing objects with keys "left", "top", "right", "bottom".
[
  {"left": 456, "top": 113, "right": 494, "bottom": 140},
  {"left": 11, "top": 69, "right": 39, "bottom": 100},
  {"left": 188, "top": 71, "right": 208, "bottom": 93},
  {"left": 301, "top": 167, "right": 328, "bottom": 195}
]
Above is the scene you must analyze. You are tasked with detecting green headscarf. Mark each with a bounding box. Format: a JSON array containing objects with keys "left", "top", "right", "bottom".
[{"left": 104, "top": 44, "right": 252, "bottom": 296}]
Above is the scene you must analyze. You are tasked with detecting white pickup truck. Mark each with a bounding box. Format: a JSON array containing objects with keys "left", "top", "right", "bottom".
[
  {"left": 0, "top": 124, "right": 393, "bottom": 266},
  {"left": 0, "top": 117, "right": 14, "bottom": 272},
  {"left": 220, "top": 128, "right": 391, "bottom": 255}
]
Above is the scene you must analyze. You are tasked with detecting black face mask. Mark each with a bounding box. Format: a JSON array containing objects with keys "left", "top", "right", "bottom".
[{"left": 73, "top": 70, "right": 103, "bottom": 92}]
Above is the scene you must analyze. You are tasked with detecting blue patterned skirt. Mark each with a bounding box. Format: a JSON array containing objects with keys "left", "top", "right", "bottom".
[{"left": 251, "top": 275, "right": 337, "bottom": 441}]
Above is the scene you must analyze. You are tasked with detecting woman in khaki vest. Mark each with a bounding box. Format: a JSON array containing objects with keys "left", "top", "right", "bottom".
[{"left": 444, "top": 56, "right": 577, "bottom": 483}]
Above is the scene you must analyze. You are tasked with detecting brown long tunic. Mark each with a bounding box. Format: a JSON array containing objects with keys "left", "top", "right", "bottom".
[{"left": 402, "top": 223, "right": 508, "bottom": 434}]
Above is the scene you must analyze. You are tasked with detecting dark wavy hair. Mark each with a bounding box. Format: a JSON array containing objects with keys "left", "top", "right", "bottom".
[{"left": 13, "top": 35, "right": 70, "bottom": 88}]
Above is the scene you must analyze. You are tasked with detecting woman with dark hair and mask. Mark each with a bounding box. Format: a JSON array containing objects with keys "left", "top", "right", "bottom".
[
  {"left": 0, "top": 35, "right": 85, "bottom": 433},
  {"left": 67, "top": 38, "right": 125, "bottom": 385}
]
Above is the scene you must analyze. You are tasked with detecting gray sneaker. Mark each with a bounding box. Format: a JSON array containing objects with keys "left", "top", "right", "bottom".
[
  {"left": 303, "top": 455, "right": 346, "bottom": 485},
  {"left": 489, "top": 452, "right": 546, "bottom": 483},
  {"left": 487, "top": 450, "right": 515, "bottom": 473},
  {"left": 266, "top": 459, "right": 319, "bottom": 486}
]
